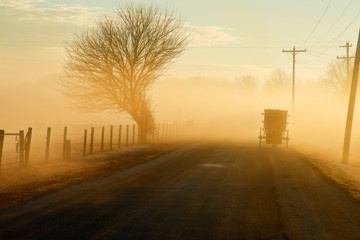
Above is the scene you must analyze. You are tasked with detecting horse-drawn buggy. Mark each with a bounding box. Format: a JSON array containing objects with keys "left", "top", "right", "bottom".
[{"left": 258, "top": 109, "right": 289, "bottom": 148}]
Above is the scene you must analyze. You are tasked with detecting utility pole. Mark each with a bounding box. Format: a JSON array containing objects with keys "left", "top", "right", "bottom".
[
  {"left": 337, "top": 41, "right": 355, "bottom": 92},
  {"left": 342, "top": 30, "right": 360, "bottom": 164},
  {"left": 282, "top": 46, "right": 306, "bottom": 118}
]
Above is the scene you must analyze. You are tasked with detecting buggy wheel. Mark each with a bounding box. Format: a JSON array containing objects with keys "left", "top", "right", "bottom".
[
  {"left": 286, "top": 129, "right": 289, "bottom": 148},
  {"left": 259, "top": 127, "right": 262, "bottom": 148}
]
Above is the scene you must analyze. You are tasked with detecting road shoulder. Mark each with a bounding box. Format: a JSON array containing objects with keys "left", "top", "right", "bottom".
[{"left": 0, "top": 142, "right": 188, "bottom": 209}]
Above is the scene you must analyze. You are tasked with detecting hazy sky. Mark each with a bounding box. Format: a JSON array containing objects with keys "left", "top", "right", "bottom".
[{"left": 1, "top": 0, "right": 359, "bottom": 83}]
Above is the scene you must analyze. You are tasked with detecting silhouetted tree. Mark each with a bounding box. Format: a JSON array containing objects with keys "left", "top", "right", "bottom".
[
  {"left": 324, "top": 59, "right": 353, "bottom": 98},
  {"left": 61, "top": 4, "right": 188, "bottom": 143},
  {"left": 264, "top": 69, "right": 290, "bottom": 91},
  {"left": 235, "top": 75, "right": 259, "bottom": 94}
]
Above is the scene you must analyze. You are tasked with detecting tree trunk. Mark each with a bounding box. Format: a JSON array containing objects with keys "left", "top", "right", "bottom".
[
  {"left": 130, "top": 99, "right": 154, "bottom": 144},
  {"left": 138, "top": 126, "right": 148, "bottom": 144},
  {"left": 136, "top": 116, "right": 155, "bottom": 144}
]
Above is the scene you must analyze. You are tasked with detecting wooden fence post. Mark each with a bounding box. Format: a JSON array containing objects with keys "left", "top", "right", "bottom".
[
  {"left": 45, "top": 127, "right": 51, "bottom": 162},
  {"left": 62, "top": 126, "right": 67, "bottom": 161},
  {"left": 83, "top": 129, "right": 87, "bottom": 157},
  {"left": 118, "top": 125, "right": 122, "bottom": 149},
  {"left": 24, "top": 127, "right": 32, "bottom": 168},
  {"left": 126, "top": 124, "right": 129, "bottom": 146},
  {"left": 66, "top": 140, "right": 71, "bottom": 160},
  {"left": 90, "top": 127, "right": 94, "bottom": 154},
  {"left": 101, "top": 126, "right": 105, "bottom": 152},
  {"left": 162, "top": 123, "right": 165, "bottom": 139},
  {"left": 0, "top": 130, "right": 4, "bottom": 172},
  {"left": 132, "top": 124, "right": 135, "bottom": 145},
  {"left": 19, "top": 130, "right": 25, "bottom": 167},
  {"left": 151, "top": 128, "right": 155, "bottom": 143},
  {"left": 175, "top": 121, "right": 178, "bottom": 137},
  {"left": 110, "top": 125, "right": 113, "bottom": 151},
  {"left": 157, "top": 123, "right": 160, "bottom": 141},
  {"left": 168, "top": 124, "right": 172, "bottom": 138}
]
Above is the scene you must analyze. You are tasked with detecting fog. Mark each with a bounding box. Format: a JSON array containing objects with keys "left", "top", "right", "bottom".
[
  {"left": 2, "top": 73, "right": 359, "bottom": 165},
  {"left": 153, "top": 75, "right": 360, "bottom": 164},
  {"left": 0, "top": 77, "right": 134, "bottom": 130}
]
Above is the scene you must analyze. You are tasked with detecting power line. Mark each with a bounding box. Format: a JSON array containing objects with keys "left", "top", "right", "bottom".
[
  {"left": 296, "top": 51, "right": 334, "bottom": 65},
  {"left": 307, "top": 51, "right": 331, "bottom": 60},
  {"left": 298, "top": 61, "right": 329, "bottom": 67},
  {"left": 300, "top": 0, "right": 333, "bottom": 47},
  {"left": 190, "top": 43, "right": 342, "bottom": 50},
  {"left": 190, "top": 46, "right": 283, "bottom": 49},
  {"left": 331, "top": 11, "right": 360, "bottom": 41},
  {"left": 308, "top": 0, "right": 353, "bottom": 49},
  {"left": 302, "top": 11, "right": 360, "bottom": 63}
]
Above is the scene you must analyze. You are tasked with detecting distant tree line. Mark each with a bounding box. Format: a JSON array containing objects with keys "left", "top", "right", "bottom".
[{"left": 234, "top": 59, "right": 353, "bottom": 99}]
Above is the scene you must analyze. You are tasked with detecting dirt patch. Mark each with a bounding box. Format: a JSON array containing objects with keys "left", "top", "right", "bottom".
[{"left": 0, "top": 142, "right": 184, "bottom": 209}]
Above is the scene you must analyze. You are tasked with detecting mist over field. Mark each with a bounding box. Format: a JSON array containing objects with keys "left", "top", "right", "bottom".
[
  {"left": 1, "top": 73, "right": 359, "bottom": 165},
  {"left": 3, "top": 2, "right": 360, "bottom": 238},
  {"left": 0, "top": 0, "right": 360, "bottom": 169},
  {"left": 0, "top": 1, "right": 359, "bottom": 172},
  {"left": 153, "top": 75, "right": 360, "bottom": 163}
]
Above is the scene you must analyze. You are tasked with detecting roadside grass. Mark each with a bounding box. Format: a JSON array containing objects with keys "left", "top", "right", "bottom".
[
  {"left": 294, "top": 143, "right": 360, "bottom": 202},
  {"left": 0, "top": 142, "right": 184, "bottom": 209},
  {"left": 307, "top": 156, "right": 360, "bottom": 201}
]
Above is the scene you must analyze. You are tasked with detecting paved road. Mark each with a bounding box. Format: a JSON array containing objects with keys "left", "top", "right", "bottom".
[{"left": 1, "top": 142, "right": 360, "bottom": 240}]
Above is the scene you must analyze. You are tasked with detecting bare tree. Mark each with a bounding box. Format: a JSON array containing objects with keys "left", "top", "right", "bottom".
[
  {"left": 324, "top": 59, "right": 353, "bottom": 98},
  {"left": 61, "top": 4, "right": 188, "bottom": 143},
  {"left": 264, "top": 69, "right": 290, "bottom": 91},
  {"left": 235, "top": 75, "right": 259, "bottom": 94}
]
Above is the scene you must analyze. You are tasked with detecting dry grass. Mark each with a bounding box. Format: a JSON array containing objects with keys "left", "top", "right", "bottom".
[
  {"left": 306, "top": 156, "right": 360, "bottom": 201},
  {"left": 294, "top": 144, "right": 360, "bottom": 202},
  {"left": 0, "top": 142, "right": 184, "bottom": 209}
]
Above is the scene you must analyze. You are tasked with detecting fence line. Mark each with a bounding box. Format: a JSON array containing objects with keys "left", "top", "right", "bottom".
[
  {"left": 0, "top": 128, "right": 32, "bottom": 171},
  {"left": 0, "top": 121, "right": 185, "bottom": 171}
]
